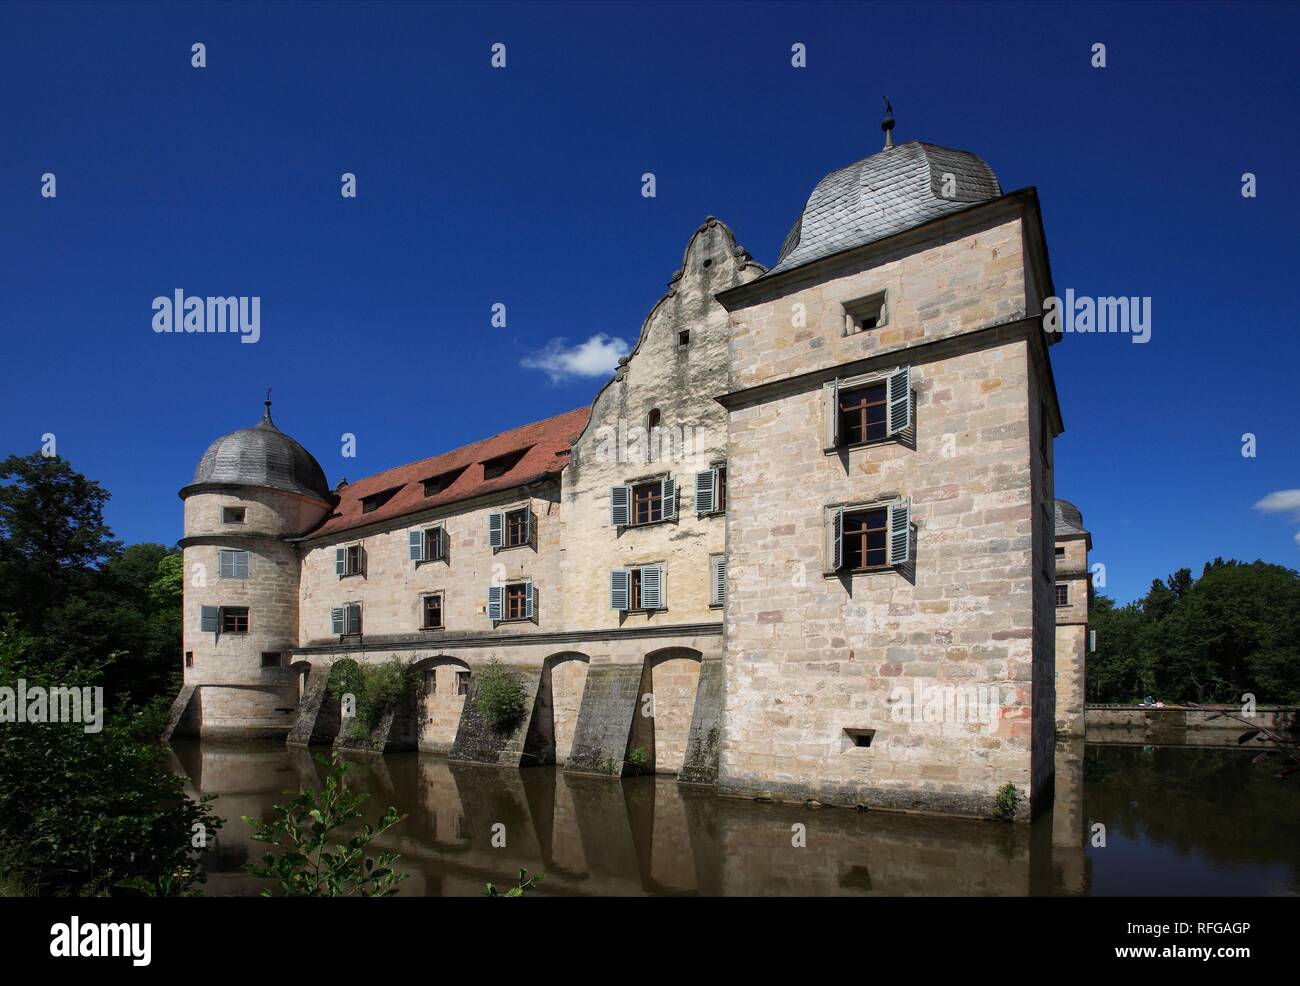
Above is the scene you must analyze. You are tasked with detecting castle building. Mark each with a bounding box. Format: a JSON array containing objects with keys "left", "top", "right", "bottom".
[{"left": 168, "top": 125, "right": 1087, "bottom": 819}]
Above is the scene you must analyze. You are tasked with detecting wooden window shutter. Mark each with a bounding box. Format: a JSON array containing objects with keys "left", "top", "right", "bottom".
[
  {"left": 525, "top": 580, "right": 536, "bottom": 620},
  {"left": 825, "top": 506, "right": 844, "bottom": 573},
  {"left": 487, "top": 584, "right": 503, "bottom": 621},
  {"left": 661, "top": 477, "right": 677, "bottom": 520},
  {"left": 200, "top": 605, "right": 219, "bottom": 632},
  {"left": 610, "top": 485, "right": 630, "bottom": 527},
  {"left": 711, "top": 556, "right": 726, "bottom": 606},
  {"left": 335, "top": 547, "right": 346, "bottom": 576},
  {"left": 888, "top": 366, "right": 911, "bottom": 436},
  {"left": 888, "top": 498, "right": 912, "bottom": 566},
  {"left": 822, "top": 378, "right": 841, "bottom": 450},
  {"left": 345, "top": 604, "right": 362, "bottom": 635},
  {"left": 488, "top": 511, "right": 503, "bottom": 548},
  {"left": 409, "top": 529, "right": 424, "bottom": 562},
  {"left": 640, "top": 564, "right": 664, "bottom": 610},
  {"left": 330, "top": 607, "right": 345, "bottom": 635},
  {"left": 610, "top": 569, "right": 629, "bottom": 611},
  {"left": 695, "top": 469, "right": 715, "bottom": 515}
]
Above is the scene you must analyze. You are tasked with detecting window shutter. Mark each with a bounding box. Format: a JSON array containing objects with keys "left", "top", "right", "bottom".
[
  {"left": 712, "top": 556, "right": 726, "bottom": 606},
  {"left": 524, "top": 508, "right": 533, "bottom": 547},
  {"left": 888, "top": 366, "right": 912, "bottom": 435},
  {"left": 359, "top": 546, "right": 367, "bottom": 575},
  {"left": 662, "top": 477, "right": 677, "bottom": 520},
  {"left": 488, "top": 511, "right": 503, "bottom": 548},
  {"left": 610, "top": 485, "right": 630, "bottom": 527},
  {"left": 889, "top": 498, "right": 912, "bottom": 566},
  {"left": 235, "top": 551, "right": 249, "bottom": 578},
  {"left": 832, "top": 506, "right": 845, "bottom": 572},
  {"left": 409, "top": 529, "right": 424, "bottom": 562},
  {"left": 335, "top": 547, "right": 346, "bottom": 576},
  {"left": 610, "top": 569, "right": 629, "bottom": 611},
  {"left": 345, "top": 604, "right": 362, "bottom": 635},
  {"left": 218, "top": 551, "right": 232, "bottom": 578},
  {"left": 487, "top": 584, "right": 503, "bottom": 621},
  {"left": 640, "top": 564, "right": 664, "bottom": 610},
  {"left": 200, "top": 605, "right": 219, "bottom": 632},
  {"left": 525, "top": 580, "right": 536, "bottom": 620},
  {"left": 695, "top": 469, "right": 715, "bottom": 515},
  {"left": 822, "top": 378, "right": 841, "bottom": 450},
  {"left": 330, "top": 607, "right": 345, "bottom": 635}
]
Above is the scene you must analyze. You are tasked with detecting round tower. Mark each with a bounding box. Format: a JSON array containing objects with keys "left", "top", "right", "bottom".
[{"left": 177, "top": 398, "right": 333, "bottom": 739}]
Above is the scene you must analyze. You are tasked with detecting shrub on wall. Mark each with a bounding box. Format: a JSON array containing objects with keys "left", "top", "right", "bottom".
[
  {"left": 473, "top": 660, "right": 527, "bottom": 731},
  {"left": 327, "top": 658, "right": 413, "bottom": 740}
]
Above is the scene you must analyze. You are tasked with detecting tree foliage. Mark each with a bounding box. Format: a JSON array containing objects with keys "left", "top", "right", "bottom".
[{"left": 1087, "top": 559, "right": 1300, "bottom": 704}]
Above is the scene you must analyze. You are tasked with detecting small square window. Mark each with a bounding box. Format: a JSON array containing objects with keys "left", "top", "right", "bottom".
[
  {"left": 1055, "top": 546, "right": 1065, "bottom": 558},
  {"left": 456, "top": 671, "right": 471, "bottom": 696},
  {"left": 677, "top": 330, "right": 690, "bottom": 348},
  {"left": 844, "top": 728, "right": 875, "bottom": 748},
  {"left": 261, "top": 652, "right": 283, "bottom": 668},
  {"left": 844, "top": 293, "right": 887, "bottom": 334},
  {"left": 223, "top": 506, "right": 246, "bottom": 524}
]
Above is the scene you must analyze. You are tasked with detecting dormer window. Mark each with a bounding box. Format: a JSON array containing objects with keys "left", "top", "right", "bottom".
[
  {"left": 844, "top": 291, "right": 887, "bottom": 334},
  {"left": 360, "top": 486, "right": 402, "bottom": 514},
  {"left": 422, "top": 466, "right": 467, "bottom": 497},
  {"left": 482, "top": 447, "right": 531, "bottom": 480}
]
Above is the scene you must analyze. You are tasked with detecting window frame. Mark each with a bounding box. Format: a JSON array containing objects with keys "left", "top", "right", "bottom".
[
  {"left": 504, "top": 507, "right": 529, "bottom": 548},
  {"left": 841, "top": 506, "right": 890, "bottom": 572},
  {"left": 222, "top": 506, "right": 246, "bottom": 524},
  {"left": 1055, "top": 583, "right": 1070, "bottom": 607},
  {"left": 421, "top": 592, "right": 444, "bottom": 630},
  {"left": 220, "top": 606, "right": 249, "bottom": 634},
  {"left": 218, "top": 548, "right": 250, "bottom": 579},
  {"left": 456, "top": 670, "right": 471, "bottom": 696},
  {"left": 825, "top": 498, "right": 912, "bottom": 576},
  {"left": 822, "top": 366, "right": 911, "bottom": 453},
  {"left": 610, "top": 563, "right": 665, "bottom": 612}
]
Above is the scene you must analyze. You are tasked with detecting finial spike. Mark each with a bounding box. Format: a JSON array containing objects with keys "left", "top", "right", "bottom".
[
  {"left": 882, "top": 97, "right": 895, "bottom": 150},
  {"left": 263, "top": 387, "right": 273, "bottom": 423}
]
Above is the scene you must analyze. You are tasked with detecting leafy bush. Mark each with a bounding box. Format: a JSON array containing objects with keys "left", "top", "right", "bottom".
[
  {"left": 473, "top": 660, "right": 527, "bottom": 731},
  {"left": 993, "top": 783, "right": 1020, "bottom": 821},
  {"left": 243, "top": 755, "right": 407, "bottom": 897},
  {"left": 626, "top": 746, "right": 648, "bottom": 772},
  {"left": 0, "top": 622, "right": 221, "bottom": 896},
  {"left": 327, "top": 658, "right": 413, "bottom": 740}
]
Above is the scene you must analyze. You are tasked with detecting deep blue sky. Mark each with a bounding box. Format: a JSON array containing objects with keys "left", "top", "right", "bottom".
[{"left": 2, "top": 1, "right": 1297, "bottom": 604}]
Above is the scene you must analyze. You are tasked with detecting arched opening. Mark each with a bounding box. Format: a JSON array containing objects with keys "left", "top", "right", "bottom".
[
  {"left": 409, "top": 656, "right": 471, "bottom": 755},
  {"left": 543, "top": 653, "right": 590, "bottom": 765},
  {"left": 289, "top": 660, "right": 312, "bottom": 704},
  {"left": 629, "top": 648, "right": 702, "bottom": 774}
]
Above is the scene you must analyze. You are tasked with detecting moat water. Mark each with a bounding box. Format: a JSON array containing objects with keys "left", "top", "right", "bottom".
[{"left": 169, "top": 741, "right": 1300, "bottom": 896}]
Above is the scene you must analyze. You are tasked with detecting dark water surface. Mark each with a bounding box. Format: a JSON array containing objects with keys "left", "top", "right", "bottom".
[{"left": 168, "top": 741, "right": 1300, "bottom": 896}]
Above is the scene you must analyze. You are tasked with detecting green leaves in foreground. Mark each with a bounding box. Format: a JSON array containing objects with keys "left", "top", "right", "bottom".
[
  {"left": 242, "top": 754, "right": 407, "bottom": 897},
  {"left": 484, "top": 868, "right": 543, "bottom": 897}
]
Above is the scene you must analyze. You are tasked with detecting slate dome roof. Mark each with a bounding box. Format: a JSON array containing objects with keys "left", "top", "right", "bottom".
[
  {"left": 191, "top": 405, "right": 330, "bottom": 501},
  {"left": 766, "top": 140, "right": 1002, "bottom": 277},
  {"left": 1055, "top": 499, "right": 1087, "bottom": 535}
]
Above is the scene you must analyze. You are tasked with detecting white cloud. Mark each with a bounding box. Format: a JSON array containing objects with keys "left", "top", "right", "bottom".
[
  {"left": 521, "top": 333, "right": 630, "bottom": 384},
  {"left": 1253, "top": 489, "right": 1300, "bottom": 520}
]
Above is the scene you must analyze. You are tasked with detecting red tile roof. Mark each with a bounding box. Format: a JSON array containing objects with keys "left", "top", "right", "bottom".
[{"left": 306, "top": 406, "right": 591, "bottom": 540}]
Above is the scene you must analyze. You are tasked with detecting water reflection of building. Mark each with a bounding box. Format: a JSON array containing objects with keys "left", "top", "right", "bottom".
[{"left": 173, "top": 741, "right": 1088, "bottom": 897}]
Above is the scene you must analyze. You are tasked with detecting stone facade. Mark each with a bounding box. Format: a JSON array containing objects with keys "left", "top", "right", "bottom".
[
  {"left": 1053, "top": 502, "right": 1091, "bottom": 735},
  {"left": 176, "top": 138, "right": 1084, "bottom": 821}
]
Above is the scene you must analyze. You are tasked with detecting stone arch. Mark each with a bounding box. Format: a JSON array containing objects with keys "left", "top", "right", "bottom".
[
  {"left": 289, "top": 659, "right": 312, "bottom": 704},
  {"left": 409, "top": 656, "right": 471, "bottom": 755},
  {"left": 542, "top": 652, "right": 591, "bottom": 765},
  {"left": 630, "top": 647, "right": 703, "bottom": 775}
]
